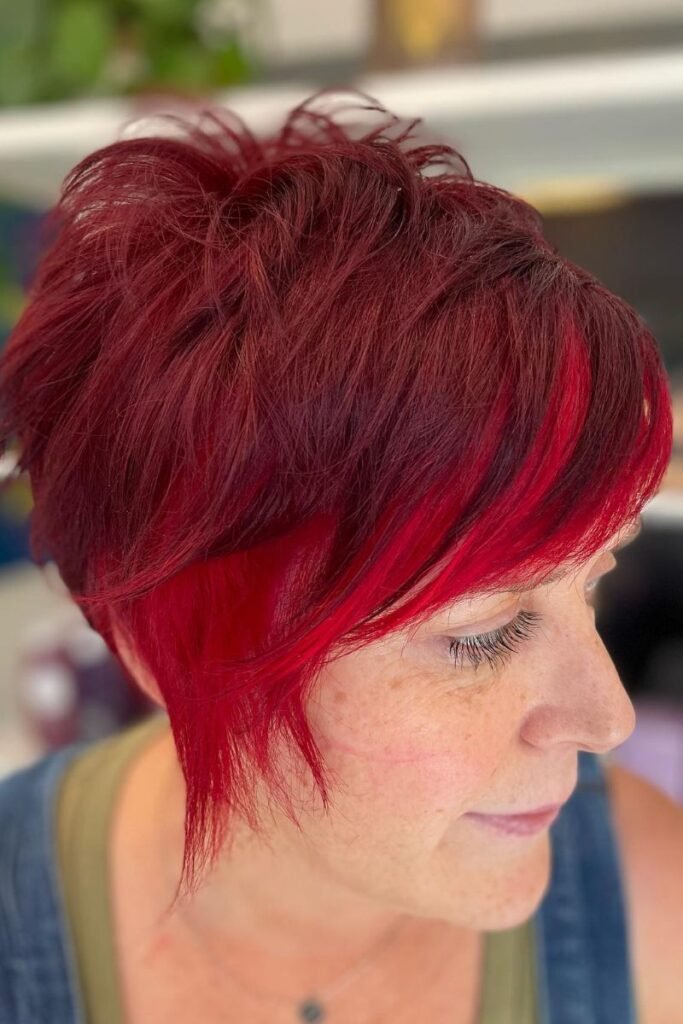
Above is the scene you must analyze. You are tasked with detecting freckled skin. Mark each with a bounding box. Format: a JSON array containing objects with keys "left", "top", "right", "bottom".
[
  {"left": 273, "top": 557, "right": 634, "bottom": 937},
  {"left": 117, "top": 544, "right": 637, "bottom": 994},
  {"left": 297, "top": 643, "right": 542, "bottom": 933}
]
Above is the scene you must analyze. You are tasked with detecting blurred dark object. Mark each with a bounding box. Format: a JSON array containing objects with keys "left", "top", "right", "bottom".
[
  {"left": 0, "top": 475, "right": 32, "bottom": 565},
  {"left": 0, "top": 200, "right": 43, "bottom": 349},
  {"left": 0, "top": 200, "right": 53, "bottom": 567},
  {"left": 368, "top": 0, "right": 480, "bottom": 71},
  {"left": 596, "top": 519, "right": 683, "bottom": 704},
  {"left": 591, "top": 513, "right": 683, "bottom": 804},
  {"left": 15, "top": 603, "right": 157, "bottom": 751},
  {"left": 0, "top": 0, "right": 259, "bottom": 107},
  {"left": 542, "top": 191, "right": 683, "bottom": 377}
]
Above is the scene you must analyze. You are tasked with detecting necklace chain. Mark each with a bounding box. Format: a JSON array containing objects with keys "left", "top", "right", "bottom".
[{"left": 193, "top": 912, "right": 413, "bottom": 1019}]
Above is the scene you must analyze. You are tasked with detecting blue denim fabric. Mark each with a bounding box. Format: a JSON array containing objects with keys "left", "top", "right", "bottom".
[
  {"left": 0, "top": 740, "right": 90, "bottom": 1024},
  {"left": 533, "top": 750, "right": 639, "bottom": 1024},
  {"left": 0, "top": 741, "right": 638, "bottom": 1023}
]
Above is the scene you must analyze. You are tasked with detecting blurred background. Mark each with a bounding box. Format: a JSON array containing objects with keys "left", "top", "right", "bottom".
[{"left": 1, "top": 0, "right": 682, "bottom": 803}]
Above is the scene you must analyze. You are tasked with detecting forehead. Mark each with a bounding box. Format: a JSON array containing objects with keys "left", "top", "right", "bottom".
[{"left": 390, "top": 515, "right": 644, "bottom": 627}]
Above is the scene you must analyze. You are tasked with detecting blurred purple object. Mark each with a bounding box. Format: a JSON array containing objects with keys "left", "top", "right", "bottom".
[
  {"left": 16, "top": 604, "right": 157, "bottom": 751},
  {"left": 611, "top": 697, "right": 683, "bottom": 805}
]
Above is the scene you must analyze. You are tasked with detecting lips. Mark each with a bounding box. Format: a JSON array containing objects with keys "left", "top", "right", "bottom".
[
  {"left": 464, "top": 806, "right": 561, "bottom": 836},
  {"left": 485, "top": 802, "right": 564, "bottom": 816}
]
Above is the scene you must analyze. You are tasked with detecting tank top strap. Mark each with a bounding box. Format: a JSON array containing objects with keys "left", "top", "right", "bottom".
[
  {"left": 0, "top": 742, "right": 90, "bottom": 1024},
  {"left": 532, "top": 750, "right": 639, "bottom": 1024}
]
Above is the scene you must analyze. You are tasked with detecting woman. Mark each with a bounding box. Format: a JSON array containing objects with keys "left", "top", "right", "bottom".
[{"left": 0, "top": 89, "right": 680, "bottom": 1024}]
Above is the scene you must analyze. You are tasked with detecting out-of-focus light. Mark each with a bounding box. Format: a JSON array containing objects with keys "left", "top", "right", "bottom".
[{"left": 517, "top": 176, "right": 631, "bottom": 215}]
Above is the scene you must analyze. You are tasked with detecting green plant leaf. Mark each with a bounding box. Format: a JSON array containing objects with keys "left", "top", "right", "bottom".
[
  {"left": 129, "top": 0, "right": 196, "bottom": 28},
  {"left": 48, "top": 0, "right": 114, "bottom": 92},
  {"left": 0, "top": 283, "right": 26, "bottom": 329},
  {"left": 144, "top": 38, "right": 214, "bottom": 88},
  {"left": 0, "top": 46, "right": 41, "bottom": 105},
  {"left": 0, "top": 0, "right": 44, "bottom": 48},
  {"left": 211, "top": 36, "right": 254, "bottom": 84}
]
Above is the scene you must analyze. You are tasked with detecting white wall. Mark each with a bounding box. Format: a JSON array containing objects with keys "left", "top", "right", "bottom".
[{"left": 258, "top": 0, "right": 683, "bottom": 61}]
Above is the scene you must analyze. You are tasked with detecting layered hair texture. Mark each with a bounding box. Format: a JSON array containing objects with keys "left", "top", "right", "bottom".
[{"left": 0, "top": 88, "right": 672, "bottom": 908}]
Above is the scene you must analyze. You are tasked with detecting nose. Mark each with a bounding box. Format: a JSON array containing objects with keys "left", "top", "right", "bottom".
[{"left": 520, "top": 622, "right": 637, "bottom": 756}]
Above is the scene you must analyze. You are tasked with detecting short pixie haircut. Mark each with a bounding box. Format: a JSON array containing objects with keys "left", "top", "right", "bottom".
[{"left": 0, "top": 89, "right": 672, "bottom": 907}]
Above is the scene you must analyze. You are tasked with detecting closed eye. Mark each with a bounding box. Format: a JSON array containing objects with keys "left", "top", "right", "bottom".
[
  {"left": 447, "top": 609, "right": 542, "bottom": 672},
  {"left": 446, "top": 559, "right": 617, "bottom": 673}
]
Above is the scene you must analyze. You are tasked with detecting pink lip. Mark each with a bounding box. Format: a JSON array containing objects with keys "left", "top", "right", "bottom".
[{"left": 464, "top": 805, "right": 561, "bottom": 836}]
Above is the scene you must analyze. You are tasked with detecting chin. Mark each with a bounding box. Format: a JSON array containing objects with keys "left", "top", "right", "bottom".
[
  {"left": 432, "top": 833, "right": 553, "bottom": 932},
  {"left": 481, "top": 842, "right": 553, "bottom": 932}
]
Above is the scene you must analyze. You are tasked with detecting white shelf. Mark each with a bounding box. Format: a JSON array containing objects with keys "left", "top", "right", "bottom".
[{"left": 1, "top": 47, "right": 683, "bottom": 208}]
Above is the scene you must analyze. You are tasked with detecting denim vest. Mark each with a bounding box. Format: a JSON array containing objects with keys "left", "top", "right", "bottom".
[{"left": 0, "top": 741, "right": 639, "bottom": 1024}]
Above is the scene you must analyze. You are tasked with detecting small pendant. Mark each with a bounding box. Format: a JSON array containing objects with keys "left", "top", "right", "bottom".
[{"left": 298, "top": 997, "right": 325, "bottom": 1021}]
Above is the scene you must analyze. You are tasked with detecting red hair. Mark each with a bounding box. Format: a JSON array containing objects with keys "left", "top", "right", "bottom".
[{"left": 0, "top": 88, "right": 672, "bottom": 908}]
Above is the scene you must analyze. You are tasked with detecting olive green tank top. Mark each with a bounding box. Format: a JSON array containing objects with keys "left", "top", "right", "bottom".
[{"left": 54, "top": 713, "right": 539, "bottom": 1024}]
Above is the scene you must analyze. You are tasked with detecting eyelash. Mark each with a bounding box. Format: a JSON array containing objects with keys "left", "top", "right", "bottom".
[
  {"left": 447, "top": 576, "right": 602, "bottom": 672},
  {"left": 447, "top": 609, "right": 542, "bottom": 672}
]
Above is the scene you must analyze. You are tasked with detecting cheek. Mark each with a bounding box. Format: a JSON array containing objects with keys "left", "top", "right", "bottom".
[{"left": 306, "top": 666, "right": 517, "bottom": 818}]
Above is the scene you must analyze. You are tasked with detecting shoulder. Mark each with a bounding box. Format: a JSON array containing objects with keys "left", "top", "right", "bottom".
[{"left": 605, "top": 760, "right": 683, "bottom": 1024}]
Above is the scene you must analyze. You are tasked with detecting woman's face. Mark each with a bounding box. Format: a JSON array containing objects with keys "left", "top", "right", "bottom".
[{"left": 298, "top": 532, "right": 637, "bottom": 933}]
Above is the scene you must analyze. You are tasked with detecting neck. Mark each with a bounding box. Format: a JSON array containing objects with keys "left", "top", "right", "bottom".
[
  {"left": 151, "top": 728, "right": 416, "bottom": 959},
  {"left": 119, "top": 723, "right": 479, "bottom": 1001},
  {"left": 112, "top": 722, "right": 484, "bottom": 1019}
]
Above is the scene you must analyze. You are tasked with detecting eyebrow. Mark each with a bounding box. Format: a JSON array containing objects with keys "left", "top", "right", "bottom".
[
  {"left": 489, "top": 515, "right": 644, "bottom": 596},
  {"left": 502, "top": 570, "right": 570, "bottom": 594}
]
